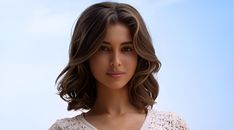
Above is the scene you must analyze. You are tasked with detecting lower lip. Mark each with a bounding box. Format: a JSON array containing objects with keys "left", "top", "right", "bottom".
[{"left": 107, "top": 73, "right": 125, "bottom": 78}]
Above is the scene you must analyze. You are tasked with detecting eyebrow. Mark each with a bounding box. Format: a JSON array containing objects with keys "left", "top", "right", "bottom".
[{"left": 102, "top": 41, "right": 133, "bottom": 46}]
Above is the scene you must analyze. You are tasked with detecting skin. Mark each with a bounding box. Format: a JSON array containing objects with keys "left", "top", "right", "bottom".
[{"left": 87, "top": 23, "right": 146, "bottom": 130}]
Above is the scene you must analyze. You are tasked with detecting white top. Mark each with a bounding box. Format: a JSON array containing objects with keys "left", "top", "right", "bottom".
[{"left": 49, "top": 109, "right": 189, "bottom": 130}]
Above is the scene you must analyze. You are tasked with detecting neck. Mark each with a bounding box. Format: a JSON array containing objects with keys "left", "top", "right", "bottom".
[{"left": 90, "top": 84, "right": 141, "bottom": 115}]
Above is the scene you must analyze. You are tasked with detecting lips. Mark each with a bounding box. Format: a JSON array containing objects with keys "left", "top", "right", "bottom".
[{"left": 106, "top": 71, "right": 126, "bottom": 78}]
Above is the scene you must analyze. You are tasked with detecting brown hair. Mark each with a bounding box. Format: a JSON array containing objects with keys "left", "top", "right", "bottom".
[{"left": 56, "top": 2, "right": 161, "bottom": 111}]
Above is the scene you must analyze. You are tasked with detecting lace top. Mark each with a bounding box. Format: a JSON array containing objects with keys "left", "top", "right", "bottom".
[{"left": 49, "top": 109, "right": 189, "bottom": 130}]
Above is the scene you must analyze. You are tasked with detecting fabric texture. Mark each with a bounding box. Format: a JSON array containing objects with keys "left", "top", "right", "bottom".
[{"left": 49, "top": 109, "right": 189, "bottom": 130}]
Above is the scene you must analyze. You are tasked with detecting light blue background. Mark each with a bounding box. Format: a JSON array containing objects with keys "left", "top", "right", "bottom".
[{"left": 0, "top": 0, "right": 233, "bottom": 129}]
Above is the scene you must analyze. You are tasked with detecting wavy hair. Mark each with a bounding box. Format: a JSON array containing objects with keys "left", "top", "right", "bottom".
[{"left": 56, "top": 2, "right": 161, "bottom": 111}]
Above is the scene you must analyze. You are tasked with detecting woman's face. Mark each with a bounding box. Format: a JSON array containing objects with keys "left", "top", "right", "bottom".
[{"left": 89, "top": 23, "right": 138, "bottom": 90}]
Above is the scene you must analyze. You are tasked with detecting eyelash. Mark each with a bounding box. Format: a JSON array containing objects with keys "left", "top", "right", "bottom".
[
  {"left": 99, "top": 46, "right": 110, "bottom": 52},
  {"left": 98, "top": 46, "right": 134, "bottom": 52},
  {"left": 121, "top": 46, "right": 134, "bottom": 52}
]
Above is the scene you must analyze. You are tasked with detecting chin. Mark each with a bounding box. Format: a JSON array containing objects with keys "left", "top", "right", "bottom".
[{"left": 102, "top": 82, "right": 129, "bottom": 90}]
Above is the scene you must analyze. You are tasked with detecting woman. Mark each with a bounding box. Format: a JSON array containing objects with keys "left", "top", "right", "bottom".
[{"left": 49, "top": 2, "right": 189, "bottom": 130}]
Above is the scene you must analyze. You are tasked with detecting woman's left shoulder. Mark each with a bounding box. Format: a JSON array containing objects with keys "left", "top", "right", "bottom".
[{"left": 148, "top": 109, "right": 189, "bottom": 130}]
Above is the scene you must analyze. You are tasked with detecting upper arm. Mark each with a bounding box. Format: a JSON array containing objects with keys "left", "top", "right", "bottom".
[
  {"left": 49, "top": 122, "right": 62, "bottom": 130},
  {"left": 170, "top": 112, "right": 189, "bottom": 130}
]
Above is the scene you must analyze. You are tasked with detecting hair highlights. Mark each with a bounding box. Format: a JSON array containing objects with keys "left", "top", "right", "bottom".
[{"left": 56, "top": 2, "right": 161, "bottom": 111}]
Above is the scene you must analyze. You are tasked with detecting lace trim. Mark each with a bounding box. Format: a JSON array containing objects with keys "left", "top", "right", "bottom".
[{"left": 49, "top": 110, "right": 189, "bottom": 130}]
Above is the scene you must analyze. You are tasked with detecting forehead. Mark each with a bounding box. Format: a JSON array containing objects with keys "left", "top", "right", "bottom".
[{"left": 103, "top": 23, "right": 132, "bottom": 43}]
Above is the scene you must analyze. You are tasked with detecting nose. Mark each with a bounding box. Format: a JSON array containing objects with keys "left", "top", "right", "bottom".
[{"left": 110, "top": 50, "right": 121, "bottom": 67}]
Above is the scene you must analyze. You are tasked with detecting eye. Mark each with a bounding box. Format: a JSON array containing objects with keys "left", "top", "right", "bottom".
[
  {"left": 121, "top": 46, "right": 134, "bottom": 52},
  {"left": 99, "top": 46, "right": 110, "bottom": 52}
]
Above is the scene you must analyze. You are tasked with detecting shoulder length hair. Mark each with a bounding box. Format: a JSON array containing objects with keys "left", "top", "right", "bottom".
[{"left": 56, "top": 2, "right": 161, "bottom": 111}]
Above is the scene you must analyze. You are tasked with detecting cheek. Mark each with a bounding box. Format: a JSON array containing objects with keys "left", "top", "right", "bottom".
[
  {"left": 123, "top": 54, "right": 138, "bottom": 68},
  {"left": 89, "top": 55, "right": 108, "bottom": 73}
]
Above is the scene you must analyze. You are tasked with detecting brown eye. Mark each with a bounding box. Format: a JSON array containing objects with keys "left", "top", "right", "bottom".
[
  {"left": 122, "top": 46, "right": 134, "bottom": 52},
  {"left": 99, "top": 46, "right": 110, "bottom": 52}
]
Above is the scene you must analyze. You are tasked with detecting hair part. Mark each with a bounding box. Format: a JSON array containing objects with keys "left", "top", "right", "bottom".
[{"left": 56, "top": 2, "right": 161, "bottom": 111}]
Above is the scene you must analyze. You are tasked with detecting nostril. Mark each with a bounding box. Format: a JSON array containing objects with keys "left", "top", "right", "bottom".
[{"left": 110, "top": 61, "right": 121, "bottom": 67}]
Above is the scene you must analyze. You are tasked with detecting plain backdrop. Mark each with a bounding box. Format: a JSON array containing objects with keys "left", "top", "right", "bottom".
[{"left": 0, "top": 0, "right": 233, "bottom": 130}]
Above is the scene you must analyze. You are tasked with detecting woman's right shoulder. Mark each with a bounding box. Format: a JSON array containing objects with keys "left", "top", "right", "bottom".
[{"left": 48, "top": 114, "right": 86, "bottom": 130}]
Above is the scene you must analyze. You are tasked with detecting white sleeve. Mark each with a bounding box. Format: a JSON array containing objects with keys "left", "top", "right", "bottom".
[
  {"left": 48, "top": 121, "right": 62, "bottom": 130},
  {"left": 170, "top": 112, "right": 189, "bottom": 130}
]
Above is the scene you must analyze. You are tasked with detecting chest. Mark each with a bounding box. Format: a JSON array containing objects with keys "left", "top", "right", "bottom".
[
  {"left": 86, "top": 114, "right": 146, "bottom": 130},
  {"left": 95, "top": 120, "right": 142, "bottom": 130}
]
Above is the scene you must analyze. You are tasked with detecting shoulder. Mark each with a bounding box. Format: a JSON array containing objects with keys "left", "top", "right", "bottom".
[
  {"left": 148, "top": 109, "right": 189, "bottom": 130},
  {"left": 48, "top": 114, "right": 88, "bottom": 130}
]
